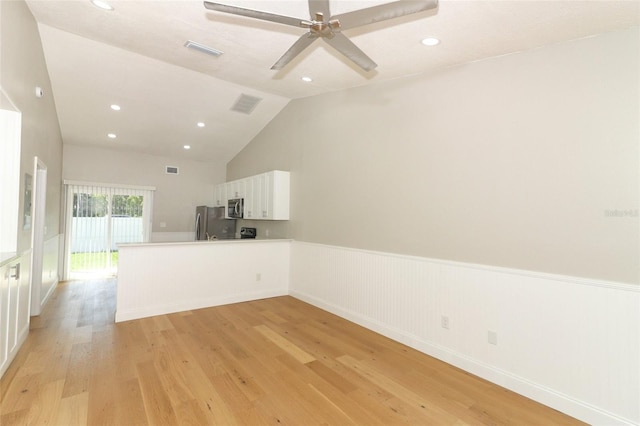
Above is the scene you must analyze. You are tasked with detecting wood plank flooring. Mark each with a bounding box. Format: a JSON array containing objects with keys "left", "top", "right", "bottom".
[{"left": 0, "top": 278, "right": 585, "bottom": 425}]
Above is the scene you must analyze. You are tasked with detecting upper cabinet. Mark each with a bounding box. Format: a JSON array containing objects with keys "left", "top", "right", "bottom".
[
  {"left": 259, "top": 171, "right": 290, "bottom": 220},
  {"left": 216, "top": 171, "right": 290, "bottom": 221},
  {"left": 226, "top": 179, "right": 246, "bottom": 200},
  {"left": 213, "top": 184, "right": 226, "bottom": 208},
  {"left": 244, "top": 177, "right": 258, "bottom": 219}
]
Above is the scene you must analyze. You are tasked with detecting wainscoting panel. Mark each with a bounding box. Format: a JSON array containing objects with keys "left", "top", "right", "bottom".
[
  {"left": 41, "top": 234, "right": 60, "bottom": 309},
  {"left": 116, "top": 240, "right": 290, "bottom": 322},
  {"left": 289, "top": 241, "right": 639, "bottom": 426}
]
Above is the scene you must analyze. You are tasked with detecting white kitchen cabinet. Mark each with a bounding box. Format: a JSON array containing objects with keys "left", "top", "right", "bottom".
[
  {"left": 256, "top": 173, "right": 270, "bottom": 219},
  {"left": 243, "top": 176, "right": 259, "bottom": 219},
  {"left": 0, "top": 258, "right": 28, "bottom": 379},
  {"left": 217, "top": 171, "right": 290, "bottom": 221},
  {"left": 258, "top": 171, "right": 290, "bottom": 220},
  {"left": 213, "top": 184, "right": 227, "bottom": 207},
  {"left": 226, "top": 179, "right": 246, "bottom": 200}
]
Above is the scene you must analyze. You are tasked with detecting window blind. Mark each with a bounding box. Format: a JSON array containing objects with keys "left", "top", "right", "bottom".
[{"left": 63, "top": 182, "right": 154, "bottom": 278}]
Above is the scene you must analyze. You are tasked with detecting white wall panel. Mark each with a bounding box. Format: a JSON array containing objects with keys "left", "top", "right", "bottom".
[
  {"left": 39, "top": 234, "right": 59, "bottom": 310},
  {"left": 116, "top": 240, "right": 290, "bottom": 322},
  {"left": 290, "top": 241, "right": 639, "bottom": 425}
]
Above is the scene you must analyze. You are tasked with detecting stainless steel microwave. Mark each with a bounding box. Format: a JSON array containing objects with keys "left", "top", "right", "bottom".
[{"left": 227, "top": 198, "right": 244, "bottom": 219}]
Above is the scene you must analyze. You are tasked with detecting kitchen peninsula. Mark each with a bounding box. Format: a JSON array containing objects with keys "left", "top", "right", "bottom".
[{"left": 116, "top": 239, "right": 291, "bottom": 322}]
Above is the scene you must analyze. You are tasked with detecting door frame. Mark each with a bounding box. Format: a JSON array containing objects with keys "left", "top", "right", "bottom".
[{"left": 30, "top": 157, "right": 47, "bottom": 316}]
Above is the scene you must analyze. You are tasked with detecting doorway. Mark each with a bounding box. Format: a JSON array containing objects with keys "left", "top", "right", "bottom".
[{"left": 63, "top": 182, "right": 154, "bottom": 279}]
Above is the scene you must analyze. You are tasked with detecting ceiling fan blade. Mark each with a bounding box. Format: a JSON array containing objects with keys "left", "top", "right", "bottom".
[
  {"left": 323, "top": 33, "right": 377, "bottom": 71},
  {"left": 308, "top": 0, "right": 331, "bottom": 20},
  {"left": 333, "top": 0, "right": 438, "bottom": 31},
  {"left": 271, "top": 33, "right": 318, "bottom": 70},
  {"left": 204, "top": 1, "right": 305, "bottom": 28}
]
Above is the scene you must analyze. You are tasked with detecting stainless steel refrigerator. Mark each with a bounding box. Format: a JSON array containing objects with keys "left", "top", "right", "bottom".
[{"left": 195, "top": 206, "right": 236, "bottom": 240}]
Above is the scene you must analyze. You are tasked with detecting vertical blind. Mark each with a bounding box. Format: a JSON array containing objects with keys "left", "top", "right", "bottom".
[{"left": 63, "top": 181, "right": 155, "bottom": 278}]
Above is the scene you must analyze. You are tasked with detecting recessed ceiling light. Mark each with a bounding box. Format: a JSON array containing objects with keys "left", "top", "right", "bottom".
[
  {"left": 90, "top": 0, "right": 114, "bottom": 11},
  {"left": 301, "top": 76, "right": 313, "bottom": 82},
  {"left": 421, "top": 37, "right": 440, "bottom": 46},
  {"left": 110, "top": 104, "right": 121, "bottom": 111},
  {"left": 184, "top": 145, "right": 191, "bottom": 150},
  {"left": 107, "top": 133, "right": 117, "bottom": 139},
  {"left": 197, "top": 122, "right": 205, "bottom": 128}
]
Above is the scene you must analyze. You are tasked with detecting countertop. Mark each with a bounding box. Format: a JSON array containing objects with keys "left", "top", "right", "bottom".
[
  {"left": 0, "top": 252, "right": 19, "bottom": 267},
  {"left": 118, "top": 239, "right": 292, "bottom": 248}
]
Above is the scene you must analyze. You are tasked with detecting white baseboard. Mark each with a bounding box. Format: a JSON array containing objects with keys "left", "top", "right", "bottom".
[
  {"left": 39, "top": 278, "right": 58, "bottom": 312},
  {"left": 116, "top": 289, "right": 288, "bottom": 323}
]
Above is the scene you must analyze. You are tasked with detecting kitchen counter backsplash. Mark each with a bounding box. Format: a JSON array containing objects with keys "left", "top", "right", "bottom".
[{"left": 236, "top": 219, "right": 291, "bottom": 240}]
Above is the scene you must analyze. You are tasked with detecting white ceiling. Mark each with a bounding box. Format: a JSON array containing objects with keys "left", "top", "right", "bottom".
[{"left": 26, "top": 0, "right": 640, "bottom": 163}]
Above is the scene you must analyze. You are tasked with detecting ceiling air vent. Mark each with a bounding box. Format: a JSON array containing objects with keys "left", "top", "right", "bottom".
[
  {"left": 166, "top": 166, "right": 179, "bottom": 175},
  {"left": 184, "top": 40, "right": 223, "bottom": 57},
  {"left": 231, "top": 94, "right": 262, "bottom": 115}
]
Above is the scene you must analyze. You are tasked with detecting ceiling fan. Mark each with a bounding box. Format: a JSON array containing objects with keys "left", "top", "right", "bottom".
[{"left": 203, "top": 0, "right": 439, "bottom": 71}]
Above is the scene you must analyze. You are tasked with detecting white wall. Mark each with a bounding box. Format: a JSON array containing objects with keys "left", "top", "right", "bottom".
[
  {"left": 1, "top": 1, "right": 64, "bottom": 318},
  {"left": 1, "top": 1, "right": 64, "bottom": 255},
  {"left": 228, "top": 27, "right": 639, "bottom": 285},
  {"left": 290, "top": 241, "right": 639, "bottom": 425},
  {"left": 63, "top": 144, "right": 226, "bottom": 237},
  {"left": 0, "top": 109, "right": 21, "bottom": 253}
]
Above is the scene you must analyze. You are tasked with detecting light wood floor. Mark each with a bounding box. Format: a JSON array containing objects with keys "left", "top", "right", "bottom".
[{"left": 0, "top": 278, "right": 584, "bottom": 425}]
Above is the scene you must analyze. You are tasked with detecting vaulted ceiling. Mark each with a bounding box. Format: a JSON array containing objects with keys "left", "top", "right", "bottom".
[{"left": 26, "top": 0, "right": 640, "bottom": 162}]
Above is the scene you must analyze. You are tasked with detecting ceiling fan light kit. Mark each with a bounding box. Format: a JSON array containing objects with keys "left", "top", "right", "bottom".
[{"left": 203, "top": 0, "right": 439, "bottom": 71}]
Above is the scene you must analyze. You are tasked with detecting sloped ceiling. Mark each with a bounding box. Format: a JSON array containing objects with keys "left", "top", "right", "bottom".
[{"left": 25, "top": 0, "right": 640, "bottom": 162}]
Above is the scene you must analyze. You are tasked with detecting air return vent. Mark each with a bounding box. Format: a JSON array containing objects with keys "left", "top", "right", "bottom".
[
  {"left": 166, "top": 166, "right": 179, "bottom": 175},
  {"left": 231, "top": 94, "right": 262, "bottom": 114},
  {"left": 184, "top": 40, "right": 223, "bottom": 57}
]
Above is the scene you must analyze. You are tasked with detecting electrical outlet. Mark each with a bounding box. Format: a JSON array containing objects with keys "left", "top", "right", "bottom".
[
  {"left": 488, "top": 330, "right": 498, "bottom": 345},
  {"left": 256, "top": 273, "right": 261, "bottom": 282},
  {"left": 441, "top": 315, "right": 449, "bottom": 329}
]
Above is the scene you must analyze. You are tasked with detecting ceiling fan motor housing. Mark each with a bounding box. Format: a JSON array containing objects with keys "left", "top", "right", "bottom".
[{"left": 303, "top": 13, "right": 340, "bottom": 37}]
